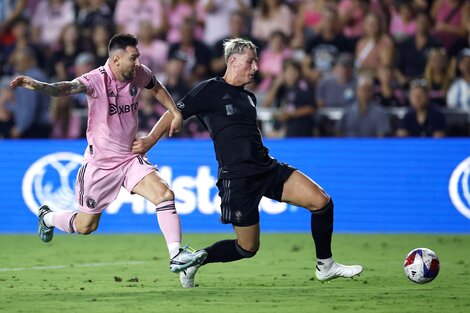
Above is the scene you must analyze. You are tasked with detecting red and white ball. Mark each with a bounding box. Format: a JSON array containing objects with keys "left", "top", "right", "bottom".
[{"left": 404, "top": 248, "right": 440, "bottom": 284}]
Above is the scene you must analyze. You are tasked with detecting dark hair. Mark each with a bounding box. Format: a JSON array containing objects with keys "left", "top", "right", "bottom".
[
  {"left": 108, "top": 34, "right": 138, "bottom": 55},
  {"left": 283, "top": 58, "right": 301, "bottom": 72}
]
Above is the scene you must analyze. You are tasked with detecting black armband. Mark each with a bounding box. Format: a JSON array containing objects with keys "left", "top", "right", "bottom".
[{"left": 145, "top": 74, "right": 157, "bottom": 89}]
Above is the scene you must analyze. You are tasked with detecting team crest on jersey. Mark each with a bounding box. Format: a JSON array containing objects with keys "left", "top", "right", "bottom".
[
  {"left": 129, "top": 84, "right": 137, "bottom": 96},
  {"left": 235, "top": 210, "right": 243, "bottom": 222},
  {"left": 86, "top": 198, "right": 97, "bottom": 209}
]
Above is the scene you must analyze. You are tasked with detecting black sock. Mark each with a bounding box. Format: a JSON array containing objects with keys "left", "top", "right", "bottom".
[
  {"left": 202, "top": 239, "right": 256, "bottom": 265},
  {"left": 310, "top": 198, "right": 334, "bottom": 259}
]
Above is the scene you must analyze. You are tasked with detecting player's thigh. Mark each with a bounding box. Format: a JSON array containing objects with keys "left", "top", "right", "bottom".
[
  {"left": 233, "top": 223, "right": 260, "bottom": 252},
  {"left": 281, "top": 170, "right": 330, "bottom": 210},
  {"left": 74, "top": 211, "right": 102, "bottom": 233},
  {"left": 76, "top": 162, "right": 123, "bottom": 214},
  {"left": 131, "top": 171, "right": 174, "bottom": 205}
]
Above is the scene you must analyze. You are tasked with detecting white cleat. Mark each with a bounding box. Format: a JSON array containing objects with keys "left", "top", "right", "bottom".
[
  {"left": 179, "top": 264, "right": 201, "bottom": 288},
  {"left": 315, "top": 261, "right": 363, "bottom": 282},
  {"left": 170, "top": 246, "right": 207, "bottom": 273}
]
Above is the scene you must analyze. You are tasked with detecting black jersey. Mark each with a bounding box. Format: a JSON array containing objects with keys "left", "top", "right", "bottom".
[{"left": 178, "top": 77, "right": 276, "bottom": 179}]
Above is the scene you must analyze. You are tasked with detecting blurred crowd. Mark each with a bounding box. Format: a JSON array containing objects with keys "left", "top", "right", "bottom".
[{"left": 1, "top": 0, "right": 470, "bottom": 139}]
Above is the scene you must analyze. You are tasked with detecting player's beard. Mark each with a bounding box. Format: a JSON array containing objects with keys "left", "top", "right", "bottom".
[{"left": 122, "top": 68, "right": 136, "bottom": 81}]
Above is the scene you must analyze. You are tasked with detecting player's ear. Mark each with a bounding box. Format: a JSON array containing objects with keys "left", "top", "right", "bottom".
[
  {"left": 228, "top": 55, "right": 237, "bottom": 68},
  {"left": 112, "top": 54, "right": 120, "bottom": 66}
]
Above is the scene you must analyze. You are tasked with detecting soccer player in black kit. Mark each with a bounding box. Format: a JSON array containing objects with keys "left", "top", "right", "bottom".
[{"left": 135, "top": 38, "right": 363, "bottom": 288}]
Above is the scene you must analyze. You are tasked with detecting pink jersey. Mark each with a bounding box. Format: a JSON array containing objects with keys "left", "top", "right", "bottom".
[{"left": 77, "top": 61, "right": 154, "bottom": 169}]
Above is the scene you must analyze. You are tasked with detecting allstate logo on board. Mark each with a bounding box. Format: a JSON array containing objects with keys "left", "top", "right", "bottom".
[
  {"left": 22, "top": 152, "right": 83, "bottom": 216},
  {"left": 449, "top": 156, "right": 470, "bottom": 219}
]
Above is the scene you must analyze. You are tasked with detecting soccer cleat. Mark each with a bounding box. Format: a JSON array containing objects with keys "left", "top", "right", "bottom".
[
  {"left": 169, "top": 246, "right": 207, "bottom": 273},
  {"left": 38, "top": 205, "right": 54, "bottom": 243},
  {"left": 315, "top": 261, "right": 363, "bottom": 282},
  {"left": 179, "top": 264, "right": 201, "bottom": 288}
]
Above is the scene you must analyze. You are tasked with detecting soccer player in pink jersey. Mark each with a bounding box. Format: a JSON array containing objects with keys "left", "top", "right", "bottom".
[{"left": 10, "top": 34, "right": 207, "bottom": 273}]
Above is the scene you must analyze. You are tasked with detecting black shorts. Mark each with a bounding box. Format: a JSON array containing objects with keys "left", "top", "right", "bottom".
[{"left": 216, "top": 161, "right": 296, "bottom": 227}]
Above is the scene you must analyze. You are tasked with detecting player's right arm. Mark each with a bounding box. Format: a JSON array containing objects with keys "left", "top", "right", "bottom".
[{"left": 10, "top": 76, "right": 87, "bottom": 97}]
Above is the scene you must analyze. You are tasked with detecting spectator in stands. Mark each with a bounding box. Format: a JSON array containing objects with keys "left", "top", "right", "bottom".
[
  {"left": 336, "top": 75, "right": 391, "bottom": 137},
  {"left": 257, "top": 31, "right": 293, "bottom": 93},
  {"left": 201, "top": 0, "right": 249, "bottom": 46},
  {"left": 0, "top": 76, "right": 14, "bottom": 138},
  {"left": 302, "top": 6, "right": 354, "bottom": 84},
  {"left": 431, "top": 0, "right": 470, "bottom": 52},
  {"left": 395, "top": 11, "right": 443, "bottom": 87},
  {"left": 88, "top": 23, "right": 112, "bottom": 67},
  {"left": 75, "top": 0, "right": 112, "bottom": 40},
  {"left": 375, "top": 65, "right": 406, "bottom": 107},
  {"left": 166, "top": 0, "right": 205, "bottom": 44},
  {"left": 423, "top": 47, "right": 454, "bottom": 107},
  {"left": 0, "top": 0, "right": 27, "bottom": 35},
  {"left": 450, "top": 14, "right": 470, "bottom": 57},
  {"left": 168, "top": 17, "right": 211, "bottom": 87},
  {"left": 251, "top": 0, "right": 294, "bottom": 44},
  {"left": 388, "top": 0, "right": 417, "bottom": 43},
  {"left": 210, "top": 11, "right": 260, "bottom": 77},
  {"left": 50, "top": 95, "right": 82, "bottom": 138},
  {"left": 163, "top": 55, "right": 208, "bottom": 138},
  {"left": 411, "top": 0, "right": 431, "bottom": 12},
  {"left": 263, "top": 58, "right": 316, "bottom": 137},
  {"left": 10, "top": 47, "right": 51, "bottom": 138},
  {"left": 137, "top": 88, "right": 160, "bottom": 137},
  {"left": 337, "top": 0, "right": 371, "bottom": 40},
  {"left": 293, "top": 0, "right": 329, "bottom": 45},
  {"left": 138, "top": 20, "right": 169, "bottom": 76},
  {"left": 49, "top": 23, "right": 85, "bottom": 81},
  {"left": 447, "top": 48, "right": 470, "bottom": 111},
  {"left": 2, "top": 17, "right": 46, "bottom": 74},
  {"left": 31, "top": 0, "right": 75, "bottom": 49},
  {"left": 113, "top": 0, "right": 167, "bottom": 38},
  {"left": 71, "top": 51, "right": 96, "bottom": 111},
  {"left": 0, "top": 0, "right": 27, "bottom": 62},
  {"left": 354, "top": 12, "right": 395, "bottom": 76},
  {"left": 316, "top": 52, "right": 357, "bottom": 108},
  {"left": 397, "top": 78, "right": 446, "bottom": 138}
]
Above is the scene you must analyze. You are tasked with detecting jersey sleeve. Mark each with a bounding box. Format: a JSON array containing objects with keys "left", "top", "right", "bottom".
[
  {"left": 77, "top": 71, "right": 98, "bottom": 98},
  {"left": 135, "top": 64, "right": 156, "bottom": 89},
  {"left": 177, "top": 80, "right": 212, "bottom": 120}
]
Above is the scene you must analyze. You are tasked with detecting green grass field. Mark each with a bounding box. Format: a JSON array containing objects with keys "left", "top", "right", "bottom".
[{"left": 1, "top": 234, "right": 469, "bottom": 313}]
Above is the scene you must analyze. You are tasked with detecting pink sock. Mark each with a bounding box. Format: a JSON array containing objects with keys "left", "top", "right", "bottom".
[
  {"left": 156, "top": 200, "right": 181, "bottom": 244},
  {"left": 52, "top": 211, "right": 78, "bottom": 233}
]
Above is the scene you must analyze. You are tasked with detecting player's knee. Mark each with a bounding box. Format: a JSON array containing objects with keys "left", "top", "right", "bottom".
[
  {"left": 310, "top": 196, "right": 333, "bottom": 214},
  {"left": 76, "top": 223, "right": 98, "bottom": 235},
  {"left": 155, "top": 187, "right": 175, "bottom": 204},
  {"left": 236, "top": 241, "right": 259, "bottom": 258},
  {"left": 306, "top": 192, "right": 331, "bottom": 212}
]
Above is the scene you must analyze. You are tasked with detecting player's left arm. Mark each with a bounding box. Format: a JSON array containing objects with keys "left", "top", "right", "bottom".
[
  {"left": 131, "top": 77, "right": 182, "bottom": 154},
  {"left": 150, "top": 78, "right": 183, "bottom": 137}
]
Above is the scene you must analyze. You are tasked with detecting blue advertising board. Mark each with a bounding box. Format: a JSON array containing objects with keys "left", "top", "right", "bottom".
[{"left": 0, "top": 139, "right": 469, "bottom": 233}]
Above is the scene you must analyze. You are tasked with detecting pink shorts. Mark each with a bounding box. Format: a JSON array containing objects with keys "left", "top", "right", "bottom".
[{"left": 75, "top": 155, "right": 156, "bottom": 214}]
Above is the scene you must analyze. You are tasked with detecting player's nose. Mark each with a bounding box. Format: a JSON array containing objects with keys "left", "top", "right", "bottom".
[{"left": 135, "top": 58, "right": 141, "bottom": 67}]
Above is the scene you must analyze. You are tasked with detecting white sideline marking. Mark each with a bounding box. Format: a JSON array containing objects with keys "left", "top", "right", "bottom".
[{"left": 0, "top": 261, "right": 146, "bottom": 272}]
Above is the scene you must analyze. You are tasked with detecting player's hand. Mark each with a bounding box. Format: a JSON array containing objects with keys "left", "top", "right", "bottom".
[
  {"left": 131, "top": 136, "right": 153, "bottom": 154},
  {"left": 10, "top": 75, "right": 37, "bottom": 90},
  {"left": 168, "top": 111, "right": 183, "bottom": 137}
]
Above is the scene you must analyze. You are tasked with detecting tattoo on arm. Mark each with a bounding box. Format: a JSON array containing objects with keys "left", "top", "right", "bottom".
[{"left": 35, "top": 79, "right": 87, "bottom": 96}]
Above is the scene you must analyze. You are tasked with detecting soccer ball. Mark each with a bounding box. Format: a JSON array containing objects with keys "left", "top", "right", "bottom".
[{"left": 403, "top": 248, "right": 440, "bottom": 284}]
